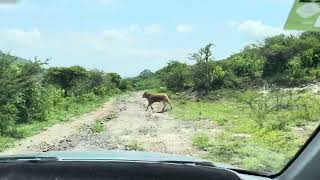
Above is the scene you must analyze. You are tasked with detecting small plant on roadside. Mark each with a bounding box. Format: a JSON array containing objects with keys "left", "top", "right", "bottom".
[
  {"left": 124, "top": 140, "right": 144, "bottom": 151},
  {"left": 293, "top": 93, "right": 320, "bottom": 122},
  {"left": 92, "top": 120, "right": 104, "bottom": 133},
  {"left": 206, "top": 133, "right": 244, "bottom": 163},
  {"left": 193, "top": 133, "right": 210, "bottom": 150},
  {"left": 237, "top": 89, "right": 301, "bottom": 128},
  {"left": 241, "top": 146, "right": 287, "bottom": 173}
]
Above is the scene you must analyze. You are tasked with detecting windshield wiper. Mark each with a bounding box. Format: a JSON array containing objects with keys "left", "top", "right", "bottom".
[
  {"left": 158, "top": 160, "right": 216, "bottom": 168},
  {"left": 0, "top": 156, "right": 58, "bottom": 163}
]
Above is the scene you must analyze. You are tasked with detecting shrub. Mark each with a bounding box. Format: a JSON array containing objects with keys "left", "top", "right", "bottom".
[
  {"left": 301, "top": 46, "right": 320, "bottom": 68},
  {"left": 0, "top": 104, "right": 18, "bottom": 136},
  {"left": 159, "top": 61, "right": 192, "bottom": 91},
  {"left": 287, "top": 57, "right": 307, "bottom": 79},
  {"left": 0, "top": 55, "right": 20, "bottom": 135},
  {"left": 237, "top": 89, "right": 298, "bottom": 128},
  {"left": 92, "top": 120, "right": 104, "bottom": 133},
  {"left": 264, "top": 114, "right": 289, "bottom": 131},
  {"left": 119, "top": 79, "right": 128, "bottom": 91},
  {"left": 190, "top": 43, "right": 216, "bottom": 92},
  {"left": 292, "top": 93, "right": 320, "bottom": 122},
  {"left": 45, "top": 66, "right": 89, "bottom": 96},
  {"left": 261, "top": 35, "right": 304, "bottom": 76},
  {"left": 15, "top": 83, "right": 49, "bottom": 123},
  {"left": 77, "top": 92, "right": 97, "bottom": 103},
  {"left": 228, "top": 50, "right": 263, "bottom": 77}
]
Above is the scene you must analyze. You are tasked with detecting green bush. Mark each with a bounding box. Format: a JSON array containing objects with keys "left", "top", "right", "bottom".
[
  {"left": 228, "top": 49, "right": 263, "bottom": 77},
  {"left": 0, "top": 136, "right": 15, "bottom": 152},
  {"left": 287, "top": 57, "right": 307, "bottom": 79},
  {"left": 15, "top": 83, "right": 48, "bottom": 123},
  {"left": 0, "top": 104, "right": 18, "bottom": 136},
  {"left": 264, "top": 114, "right": 288, "bottom": 131},
  {"left": 301, "top": 46, "right": 320, "bottom": 68},
  {"left": 119, "top": 79, "right": 129, "bottom": 91},
  {"left": 129, "top": 32, "right": 320, "bottom": 92},
  {"left": 45, "top": 66, "right": 89, "bottom": 96},
  {"left": 159, "top": 61, "right": 192, "bottom": 91},
  {"left": 261, "top": 35, "right": 305, "bottom": 76},
  {"left": 237, "top": 89, "right": 302, "bottom": 128},
  {"left": 92, "top": 120, "right": 104, "bottom": 133},
  {"left": 127, "top": 71, "right": 163, "bottom": 91},
  {"left": 0, "top": 51, "right": 124, "bottom": 143}
]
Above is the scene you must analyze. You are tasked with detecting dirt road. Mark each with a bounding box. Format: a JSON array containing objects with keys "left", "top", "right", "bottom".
[{"left": 3, "top": 92, "right": 220, "bottom": 157}]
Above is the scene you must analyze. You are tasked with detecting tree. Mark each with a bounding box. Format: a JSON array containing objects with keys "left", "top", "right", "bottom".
[
  {"left": 45, "top": 66, "right": 89, "bottom": 96},
  {"left": 15, "top": 59, "right": 48, "bottom": 123},
  {"left": 190, "top": 43, "right": 216, "bottom": 92},
  {"left": 139, "top": 69, "right": 154, "bottom": 78},
  {"left": 106, "top": 72, "right": 122, "bottom": 89},
  {"left": 159, "top": 61, "right": 192, "bottom": 91},
  {"left": 0, "top": 54, "right": 20, "bottom": 135},
  {"left": 228, "top": 46, "right": 263, "bottom": 77},
  {"left": 301, "top": 46, "right": 320, "bottom": 69},
  {"left": 261, "top": 35, "right": 305, "bottom": 76},
  {"left": 119, "top": 79, "right": 128, "bottom": 91}
]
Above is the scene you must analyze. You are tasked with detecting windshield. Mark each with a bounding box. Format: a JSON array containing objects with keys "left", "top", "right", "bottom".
[{"left": 1, "top": 0, "right": 320, "bottom": 175}]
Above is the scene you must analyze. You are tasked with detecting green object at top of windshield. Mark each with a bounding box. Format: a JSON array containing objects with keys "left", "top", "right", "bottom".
[{"left": 285, "top": 0, "right": 320, "bottom": 31}]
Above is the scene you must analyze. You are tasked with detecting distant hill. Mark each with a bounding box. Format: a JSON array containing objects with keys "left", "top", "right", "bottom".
[{"left": 0, "top": 51, "right": 30, "bottom": 64}]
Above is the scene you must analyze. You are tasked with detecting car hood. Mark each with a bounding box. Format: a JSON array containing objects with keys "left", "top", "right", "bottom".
[{"left": 0, "top": 150, "right": 236, "bottom": 169}]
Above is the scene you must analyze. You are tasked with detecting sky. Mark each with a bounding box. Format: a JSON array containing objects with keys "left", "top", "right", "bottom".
[{"left": 0, "top": 0, "right": 295, "bottom": 77}]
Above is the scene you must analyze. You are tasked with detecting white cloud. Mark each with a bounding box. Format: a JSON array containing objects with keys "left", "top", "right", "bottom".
[
  {"left": 98, "top": 24, "right": 143, "bottom": 42},
  {"left": 0, "top": 28, "right": 41, "bottom": 47},
  {"left": 230, "top": 20, "right": 290, "bottom": 38},
  {"left": 176, "top": 24, "right": 194, "bottom": 33},
  {"left": 0, "top": 24, "right": 189, "bottom": 76},
  {"left": 95, "top": 24, "right": 162, "bottom": 44},
  {"left": 144, "top": 24, "right": 161, "bottom": 34}
]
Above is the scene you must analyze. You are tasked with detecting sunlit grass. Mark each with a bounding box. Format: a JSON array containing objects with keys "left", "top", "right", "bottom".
[
  {"left": 171, "top": 100, "right": 251, "bottom": 126},
  {"left": 169, "top": 89, "right": 319, "bottom": 173}
]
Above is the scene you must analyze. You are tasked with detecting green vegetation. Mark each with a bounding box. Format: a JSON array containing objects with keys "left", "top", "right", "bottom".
[
  {"left": 2, "top": 30, "right": 320, "bottom": 174},
  {"left": 92, "top": 120, "right": 104, "bottom": 133},
  {"left": 124, "top": 140, "right": 144, "bottom": 151},
  {"left": 130, "top": 32, "right": 320, "bottom": 93},
  {"left": 128, "top": 32, "right": 320, "bottom": 173},
  {"left": 127, "top": 69, "right": 164, "bottom": 91},
  {"left": 0, "top": 53, "right": 126, "bottom": 151},
  {"left": 173, "top": 89, "right": 317, "bottom": 173}
]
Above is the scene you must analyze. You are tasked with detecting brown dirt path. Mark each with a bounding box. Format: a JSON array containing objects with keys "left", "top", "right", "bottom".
[{"left": 1, "top": 92, "right": 220, "bottom": 158}]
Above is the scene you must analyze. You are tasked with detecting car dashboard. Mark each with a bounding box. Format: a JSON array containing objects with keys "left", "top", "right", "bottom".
[{"left": 0, "top": 160, "right": 242, "bottom": 180}]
